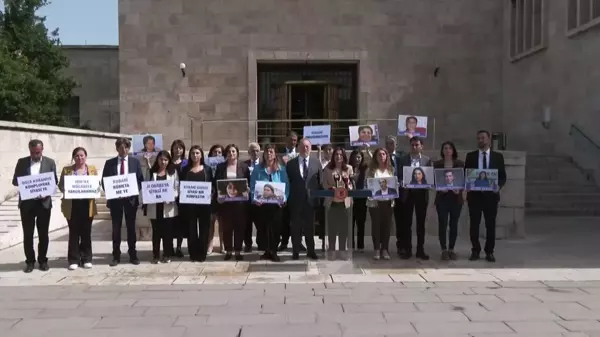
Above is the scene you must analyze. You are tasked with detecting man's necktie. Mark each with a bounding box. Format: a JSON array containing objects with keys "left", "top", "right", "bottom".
[
  {"left": 302, "top": 158, "right": 308, "bottom": 180},
  {"left": 120, "top": 158, "right": 125, "bottom": 175},
  {"left": 482, "top": 152, "right": 488, "bottom": 169}
]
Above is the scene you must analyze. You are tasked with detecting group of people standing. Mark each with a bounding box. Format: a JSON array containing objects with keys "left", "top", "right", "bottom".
[{"left": 11, "top": 129, "right": 506, "bottom": 273}]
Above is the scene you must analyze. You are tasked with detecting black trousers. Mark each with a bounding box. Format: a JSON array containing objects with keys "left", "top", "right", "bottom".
[
  {"left": 290, "top": 201, "right": 315, "bottom": 254},
  {"left": 67, "top": 199, "right": 93, "bottom": 264},
  {"left": 468, "top": 193, "right": 498, "bottom": 255},
  {"left": 150, "top": 218, "right": 174, "bottom": 259},
  {"left": 436, "top": 198, "right": 462, "bottom": 250},
  {"left": 188, "top": 206, "right": 211, "bottom": 261},
  {"left": 259, "top": 204, "right": 282, "bottom": 254},
  {"left": 394, "top": 198, "right": 404, "bottom": 251},
  {"left": 316, "top": 200, "right": 326, "bottom": 239},
  {"left": 109, "top": 199, "right": 138, "bottom": 260},
  {"left": 20, "top": 201, "right": 51, "bottom": 264},
  {"left": 279, "top": 204, "right": 291, "bottom": 246},
  {"left": 369, "top": 201, "right": 393, "bottom": 251},
  {"left": 244, "top": 204, "right": 261, "bottom": 249},
  {"left": 352, "top": 199, "right": 367, "bottom": 249},
  {"left": 400, "top": 191, "right": 428, "bottom": 253},
  {"left": 219, "top": 203, "right": 247, "bottom": 252}
]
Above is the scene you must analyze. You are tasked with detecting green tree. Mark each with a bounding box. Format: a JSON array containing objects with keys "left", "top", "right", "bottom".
[{"left": 0, "top": 0, "right": 76, "bottom": 126}]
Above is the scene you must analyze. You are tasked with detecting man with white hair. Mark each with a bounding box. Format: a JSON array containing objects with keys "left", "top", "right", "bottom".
[{"left": 244, "top": 142, "right": 262, "bottom": 251}]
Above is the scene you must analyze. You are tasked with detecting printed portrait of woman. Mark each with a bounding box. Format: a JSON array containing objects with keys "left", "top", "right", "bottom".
[
  {"left": 474, "top": 171, "right": 490, "bottom": 188},
  {"left": 218, "top": 179, "right": 249, "bottom": 201},
  {"left": 262, "top": 184, "right": 276, "bottom": 199},
  {"left": 140, "top": 135, "right": 161, "bottom": 154},
  {"left": 410, "top": 167, "right": 428, "bottom": 185}
]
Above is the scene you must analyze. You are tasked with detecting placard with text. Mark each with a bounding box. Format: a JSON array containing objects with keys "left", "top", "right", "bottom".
[
  {"left": 64, "top": 175, "right": 101, "bottom": 199},
  {"left": 402, "top": 166, "right": 435, "bottom": 189},
  {"left": 141, "top": 180, "right": 175, "bottom": 204},
  {"left": 303, "top": 125, "right": 331, "bottom": 146},
  {"left": 17, "top": 172, "right": 57, "bottom": 201},
  {"left": 179, "top": 181, "right": 212, "bottom": 205},
  {"left": 103, "top": 173, "right": 139, "bottom": 200},
  {"left": 434, "top": 168, "right": 465, "bottom": 191}
]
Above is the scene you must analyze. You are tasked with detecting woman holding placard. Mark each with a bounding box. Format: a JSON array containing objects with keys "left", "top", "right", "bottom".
[
  {"left": 433, "top": 141, "right": 464, "bottom": 261},
  {"left": 145, "top": 151, "right": 179, "bottom": 264},
  {"left": 58, "top": 147, "right": 98, "bottom": 270},
  {"left": 180, "top": 145, "right": 214, "bottom": 262},
  {"left": 249, "top": 144, "right": 289, "bottom": 262},
  {"left": 170, "top": 139, "right": 188, "bottom": 258},
  {"left": 365, "top": 148, "right": 395, "bottom": 260}
]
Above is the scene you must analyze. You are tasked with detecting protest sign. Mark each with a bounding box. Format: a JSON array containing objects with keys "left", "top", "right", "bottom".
[
  {"left": 179, "top": 181, "right": 212, "bottom": 205},
  {"left": 465, "top": 169, "right": 499, "bottom": 192},
  {"left": 349, "top": 124, "right": 379, "bottom": 146},
  {"left": 303, "top": 125, "right": 331, "bottom": 145},
  {"left": 217, "top": 179, "right": 249, "bottom": 202},
  {"left": 17, "top": 172, "right": 56, "bottom": 201},
  {"left": 141, "top": 180, "right": 175, "bottom": 204},
  {"left": 434, "top": 168, "right": 465, "bottom": 191},
  {"left": 206, "top": 156, "right": 225, "bottom": 171},
  {"left": 64, "top": 175, "right": 101, "bottom": 199},
  {"left": 402, "top": 166, "right": 435, "bottom": 189},
  {"left": 254, "top": 181, "right": 286, "bottom": 204},
  {"left": 103, "top": 173, "right": 139, "bottom": 200},
  {"left": 367, "top": 177, "right": 399, "bottom": 200}
]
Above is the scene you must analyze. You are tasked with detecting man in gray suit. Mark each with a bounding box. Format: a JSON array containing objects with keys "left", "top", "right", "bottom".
[
  {"left": 12, "top": 139, "right": 58, "bottom": 273},
  {"left": 398, "top": 137, "right": 432, "bottom": 261},
  {"left": 286, "top": 138, "right": 320, "bottom": 260}
]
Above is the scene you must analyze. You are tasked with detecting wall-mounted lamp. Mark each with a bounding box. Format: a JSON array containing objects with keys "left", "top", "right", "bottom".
[
  {"left": 180, "top": 63, "right": 186, "bottom": 77},
  {"left": 542, "top": 106, "right": 551, "bottom": 129}
]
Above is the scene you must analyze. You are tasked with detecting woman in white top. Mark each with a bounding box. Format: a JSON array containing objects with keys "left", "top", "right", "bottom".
[
  {"left": 366, "top": 148, "right": 395, "bottom": 260},
  {"left": 144, "top": 150, "right": 179, "bottom": 264}
]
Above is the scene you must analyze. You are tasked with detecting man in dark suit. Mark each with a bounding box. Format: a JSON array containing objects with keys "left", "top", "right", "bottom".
[
  {"left": 12, "top": 139, "right": 58, "bottom": 273},
  {"left": 101, "top": 137, "right": 144, "bottom": 266},
  {"left": 286, "top": 138, "right": 320, "bottom": 260},
  {"left": 398, "top": 137, "right": 432, "bottom": 260},
  {"left": 464, "top": 130, "right": 507, "bottom": 263},
  {"left": 244, "top": 142, "right": 261, "bottom": 252},
  {"left": 386, "top": 135, "right": 408, "bottom": 256}
]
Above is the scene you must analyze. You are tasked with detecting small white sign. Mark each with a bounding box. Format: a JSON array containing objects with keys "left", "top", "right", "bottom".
[
  {"left": 303, "top": 125, "right": 331, "bottom": 145},
  {"left": 142, "top": 180, "right": 175, "bottom": 204},
  {"left": 17, "top": 172, "right": 57, "bottom": 201},
  {"left": 180, "top": 181, "right": 212, "bottom": 205},
  {"left": 103, "top": 173, "right": 139, "bottom": 200},
  {"left": 64, "top": 175, "right": 101, "bottom": 199}
]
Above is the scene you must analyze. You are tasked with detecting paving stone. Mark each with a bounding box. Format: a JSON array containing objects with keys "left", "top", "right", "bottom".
[
  {"left": 323, "top": 295, "right": 396, "bottom": 304},
  {"left": 342, "top": 303, "right": 417, "bottom": 313},
  {"left": 413, "top": 321, "right": 513, "bottom": 334},
  {"left": 81, "top": 299, "right": 137, "bottom": 307},
  {"left": 392, "top": 294, "right": 441, "bottom": 303},
  {"left": 0, "top": 319, "right": 18, "bottom": 329},
  {"left": 331, "top": 274, "right": 393, "bottom": 283},
  {"left": 240, "top": 323, "right": 342, "bottom": 337},
  {"left": 207, "top": 313, "right": 286, "bottom": 325},
  {"left": 143, "top": 306, "right": 199, "bottom": 316},
  {"left": 35, "top": 307, "right": 146, "bottom": 318},
  {"left": 506, "top": 321, "right": 569, "bottom": 333},
  {"left": 261, "top": 303, "right": 343, "bottom": 314},
  {"left": 172, "top": 276, "right": 207, "bottom": 284},
  {"left": 11, "top": 317, "right": 99, "bottom": 331},
  {"left": 437, "top": 294, "right": 504, "bottom": 303},
  {"left": 414, "top": 302, "right": 488, "bottom": 313},
  {"left": 384, "top": 311, "right": 469, "bottom": 322},
  {"left": 388, "top": 273, "right": 425, "bottom": 282},
  {"left": 94, "top": 316, "right": 177, "bottom": 328},
  {"left": 134, "top": 297, "right": 227, "bottom": 307},
  {"left": 0, "top": 309, "right": 41, "bottom": 319},
  {"left": 285, "top": 296, "right": 323, "bottom": 304},
  {"left": 420, "top": 270, "right": 499, "bottom": 282},
  {"left": 339, "top": 322, "right": 416, "bottom": 336},
  {"left": 463, "top": 306, "right": 560, "bottom": 321},
  {"left": 0, "top": 300, "right": 83, "bottom": 310},
  {"left": 316, "top": 312, "right": 386, "bottom": 324},
  {"left": 117, "top": 290, "right": 183, "bottom": 299},
  {"left": 559, "top": 320, "right": 600, "bottom": 332}
]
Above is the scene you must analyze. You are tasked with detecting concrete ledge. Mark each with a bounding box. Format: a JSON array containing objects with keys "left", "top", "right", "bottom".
[{"left": 0, "top": 120, "right": 129, "bottom": 139}]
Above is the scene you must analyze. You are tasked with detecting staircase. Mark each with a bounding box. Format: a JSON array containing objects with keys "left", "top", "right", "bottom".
[{"left": 526, "top": 154, "right": 600, "bottom": 216}]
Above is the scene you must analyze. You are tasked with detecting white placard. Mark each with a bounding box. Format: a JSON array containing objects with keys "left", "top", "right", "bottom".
[
  {"left": 303, "top": 125, "right": 331, "bottom": 145},
  {"left": 103, "top": 173, "right": 139, "bottom": 200},
  {"left": 180, "top": 181, "right": 212, "bottom": 205},
  {"left": 64, "top": 175, "right": 101, "bottom": 199},
  {"left": 17, "top": 172, "right": 57, "bottom": 201},
  {"left": 141, "top": 180, "right": 175, "bottom": 204}
]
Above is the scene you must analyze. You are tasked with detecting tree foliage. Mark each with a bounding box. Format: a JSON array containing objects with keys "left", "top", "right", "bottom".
[{"left": 0, "top": 0, "right": 76, "bottom": 126}]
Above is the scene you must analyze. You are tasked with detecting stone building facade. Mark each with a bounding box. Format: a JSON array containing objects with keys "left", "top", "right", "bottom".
[{"left": 65, "top": 0, "right": 600, "bottom": 154}]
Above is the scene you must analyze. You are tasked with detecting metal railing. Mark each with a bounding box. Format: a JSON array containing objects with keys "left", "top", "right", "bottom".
[{"left": 569, "top": 124, "right": 600, "bottom": 185}]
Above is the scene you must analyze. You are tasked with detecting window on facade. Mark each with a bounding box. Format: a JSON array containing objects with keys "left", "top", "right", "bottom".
[
  {"left": 510, "top": 0, "right": 545, "bottom": 61},
  {"left": 568, "top": 0, "right": 600, "bottom": 35}
]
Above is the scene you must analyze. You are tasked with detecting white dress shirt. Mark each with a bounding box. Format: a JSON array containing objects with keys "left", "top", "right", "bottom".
[
  {"left": 29, "top": 158, "right": 42, "bottom": 176},
  {"left": 117, "top": 156, "right": 129, "bottom": 175},
  {"left": 410, "top": 153, "right": 422, "bottom": 167},
  {"left": 248, "top": 158, "right": 259, "bottom": 173},
  {"left": 299, "top": 155, "right": 309, "bottom": 177},
  {"left": 478, "top": 149, "right": 490, "bottom": 169}
]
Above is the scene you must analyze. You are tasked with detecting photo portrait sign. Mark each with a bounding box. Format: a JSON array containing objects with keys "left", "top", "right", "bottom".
[
  {"left": 254, "top": 181, "right": 286, "bottom": 204},
  {"left": 397, "top": 115, "right": 428, "bottom": 138},
  {"left": 367, "top": 177, "right": 399, "bottom": 200},
  {"left": 303, "top": 125, "right": 331, "bottom": 146},
  {"left": 63, "top": 175, "right": 101, "bottom": 199},
  {"left": 217, "top": 179, "right": 249, "bottom": 202},
  {"left": 402, "top": 166, "right": 435, "bottom": 189},
  {"left": 434, "top": 168, "right": 465, "bottom": 191},
  {"left": 103, "top": 173, "right": 139, "bottom": 200},
  {"left": 349, "top": 124, "right": 379, "bottom": 146},
  {"left": 141, "top": 180, "right": 175, "bottom": 204},
  {"left": 179, "top": 181, "right": 212, "bottom": 205},
  {"left": 465, "top": 169, "right": 499, "bottom": 192},
  {"left": 205, "top": 156, "right": 225, "bottom": 171},
  {"left": 132, "top": 134, "right": 163, "bottom": 156},
  {"left": 17, "top": 172, "right": 57, "bottom": 201}
]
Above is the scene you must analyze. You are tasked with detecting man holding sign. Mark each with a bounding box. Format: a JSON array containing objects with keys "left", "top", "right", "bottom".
[
  {"left": 101, "top": 137, "right": 144, "bottom": 266},
  {"left": 12, "top": 139, "right": 58, "bottom": 273}
]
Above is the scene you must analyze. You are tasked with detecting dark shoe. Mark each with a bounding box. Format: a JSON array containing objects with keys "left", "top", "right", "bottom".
[
  {"left": 24, "top": 263, "right": 34, "bottom": 273},
  {"left": 151, "top": 259, "right": 160, "bottom": 264},
  {"left": 260, "top": 252, "right": 271, "bottom": 260},
  {"left": 235, "top": 253, "right": 243, "bottom": 261},
  {"left": 243, "top": 246, "right": 252, "bottom": 253},
  {"left": 307, "top": 252, "right": 319, "bottom": 260},
  {"left": 416, "top": 251, "right": 430, "bottom": 261},
  {"left": 292, "top": 253, "right": 300, "bottom": 260},
  {"left": 161, "top": 257, "right": 171, "bottom": 264},
  {"left": 401, "top": 251, "right": 413, "bottom": 260},
  {"left": 175, "top": 249, "right": 184, "bottom": 258},
  {"left": 224, "top": 253, "right": 233, "bottom": 261},
  {"left": 485, "top": 254, "right": 496, "bottom": 263},
  {"left": 109, "top": 259, "right": 120, "bottom": 267},
  {"left": 130, "top": 258, "right": 140, "bottom": 265},
  {"left": 271, "top": 254, "right": 281, "bottom": 262},
  {"left": 397, "top": 249, "right": 407, "bottom": 257},
  {"left": 277, "top": 244, "right": 288, "bottom": 252},
  {"left": 39, "top": 262, "right": 49, "bottom": 271},
  {"left": 300, "top": 244, "right": 307, "bottom": 252},
  {"left": 448, "top": 251, "right": 458, "bottom": 260},
  {"left": 469, "top": 252, "right": 480, "bottom": 261},
  {"left": 441, "top": 250, "right": 450, "bottom": 260}
]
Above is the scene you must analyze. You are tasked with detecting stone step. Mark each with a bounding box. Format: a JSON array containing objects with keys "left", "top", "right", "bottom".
[
  {"left": 526, "top": 180, "right": 599, "bottom": 188},
  {"left": 526, "top": 200, "right": 600, "bottom": 209},
  {"left": 526, "top": 207, "right": 600, "bottom": 216},
  {"left": 526, "top": 192, "right": 600, "bottom": 202}
]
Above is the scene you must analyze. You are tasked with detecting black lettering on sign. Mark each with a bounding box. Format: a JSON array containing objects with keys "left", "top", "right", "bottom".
[{"left": 116, "top": 190, "right": 122, "bottom": 195}]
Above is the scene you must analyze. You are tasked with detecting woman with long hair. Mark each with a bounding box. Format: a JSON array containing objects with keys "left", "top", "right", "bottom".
[
  {"left": 349, "top": 149, "right": 367, "bottom": 252},
  {"left": 145, "top": 150, "right": 179, "bottom": 264},
  {"left": 58, "top": 147, "right": 98, "bottom": 270},
  {"left": 214, "top": 144, "right": 251, "bottom": 261},
  {"left": 249, "top": 144, "right": 289, "bottom": 262},
  {"left": 409, "top": 167, "right": 428, "bottom": 185},
  {"left": 180, "top": 145, "right": 214, "bottom": 262},
  {"left": 322, "top": 147, "right": 354, "bottom": 260},
  {"left": 207, "top": 144, "right": 225, "bottom": 254},
  {"left": 433, "top": 141, "right": 464, "bottom": 260},
  {"left": 366, "top": 148, "right": 395, "bottom": 260},
  {"left": 170, "top": 139, "right": 188, "bottom": 258}
]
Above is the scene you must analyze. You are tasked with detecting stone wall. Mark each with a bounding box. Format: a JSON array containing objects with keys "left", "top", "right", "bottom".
[
  {"left": 63, "top": 46, "right": 120, "bottom": 133},
  {"left": 119, "top": 0, "right": 504, "bottom": 150}
]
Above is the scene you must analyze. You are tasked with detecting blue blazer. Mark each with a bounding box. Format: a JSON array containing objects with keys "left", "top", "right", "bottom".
[{"left": 249, "top": 164, "right": 290, "bottom": 202}]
